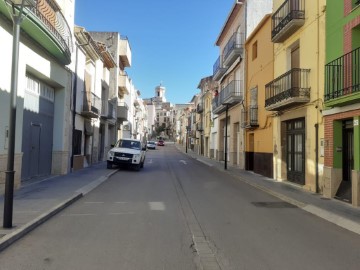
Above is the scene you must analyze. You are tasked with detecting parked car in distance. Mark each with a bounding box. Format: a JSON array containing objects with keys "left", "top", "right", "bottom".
[
  {"left": 107, "top": 138, "right": 146, "bottom": 171},
  {"left": 147, "top": 141, "right": 157, "bottom": 150},
  {"left": 157, "top": 140, "right": 165, "bottom": 146}
]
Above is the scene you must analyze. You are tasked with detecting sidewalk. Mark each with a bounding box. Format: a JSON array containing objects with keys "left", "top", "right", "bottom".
[
  {"left": 176, "top": 144, "right": 360, "bottom": 235},
  {"left": 0, "top": 162, "right": 117, "bottom": 251}
]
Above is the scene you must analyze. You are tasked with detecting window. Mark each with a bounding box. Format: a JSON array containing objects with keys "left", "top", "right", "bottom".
[
  {"left": 26, "top": 75, "right": 55, "bottom": 102},
  {"left": 252, "top": 41, "right": 258, "bottom": 60}
]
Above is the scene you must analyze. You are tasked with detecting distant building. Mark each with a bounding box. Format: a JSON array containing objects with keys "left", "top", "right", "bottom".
[{"left": 144, "top": 84, "right": 175, "bottom": 140}]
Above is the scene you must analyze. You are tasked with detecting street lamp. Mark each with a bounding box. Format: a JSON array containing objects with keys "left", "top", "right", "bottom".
[
  {"left": 185, "top": 126, "right": 190, "bottom": 153},
  {"left": 224, "top": 104, "right": 229, "bottom": 170},
  {"left": 3, "top": 0, "right": 36, "bottom": 229}
]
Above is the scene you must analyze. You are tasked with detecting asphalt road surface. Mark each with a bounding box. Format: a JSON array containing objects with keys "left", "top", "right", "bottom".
[{"left": 1, "top": 144, "right": 360, "bottom": 270}]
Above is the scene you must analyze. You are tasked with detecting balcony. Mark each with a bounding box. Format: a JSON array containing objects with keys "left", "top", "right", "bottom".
[
  {"left": 223, "top": 80, "right": 244, "bottom": 105},
  {"left": 223, "top": 32, "right": 244, "bottom": 67},
  {"left": 196, "top": 103, "right": 204, "bottom": 113},
  {"left": 212, "top": 96, "right": 221, "bottom": 115},
  {"left": 81, "top": 92, "right": 101, "bottom": 118},
  {"left": 0, "top": 0, "right": 73, "bottom": 65},
  {"left": 212, "top": 80, "right": 244, "bottom": 114},
  {"left": 213, "top": 55, "right": 227, "bottom": 81},
  {"left": 118, "top": 73, "right": 130, "bottom": 96},
  {"left": 325, "top": 47, "right": 360, "bottom": 107},
  {"left": 271, "top": 0, "right": 305, "bottom": 43},
  {"left": 196, "top": 123, "right": 203, "bottom": 132},
  {"left": 242, "top": 106, "right": 259, "bottom": 129},
  {"left": 265, "top": 68, "right": 310, "bottom": 111},
  {"left": 119, "top": 35, "right": 132, "bottom": 67},
  {"left": 117, "top": 101, "right": 129, "bottom": 122},
  {"left": 101, "top": 100, "right": 115, "bottom": 119}
]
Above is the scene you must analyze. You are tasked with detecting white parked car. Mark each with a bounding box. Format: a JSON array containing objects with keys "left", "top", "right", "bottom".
[
  {"left": 146, "top": 141, "right": 157, "bottom": 150},
  {"left": 107, "top": 138, "right": 146, "bottom": 171}
]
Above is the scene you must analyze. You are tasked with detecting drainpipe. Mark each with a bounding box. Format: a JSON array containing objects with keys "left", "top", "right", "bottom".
[
  {"left": 91, "top": 118, "right": 95, "bottom": 165},
  {"left": 315, "top": 123, "right": 319, "bottom": 193},
  {"left": 225, "top": 104, "right": 229, "bottom": 170},
  {"left": 315, "top": 0, "right": 320, "bottom": 193},
  {"left": 71, "top": 44, "right": 79, "bottom": 171}
]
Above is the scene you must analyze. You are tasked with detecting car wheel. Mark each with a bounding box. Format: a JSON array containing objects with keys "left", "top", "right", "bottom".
[
  {"left": 136, "top": 164, "right": 141, "bottom": 171},
  {"left": 107, "top": 161, "right": 113, "bottom": 169},
  {"left": 140, "top": 160, "right": 144, "bottom": 168}
]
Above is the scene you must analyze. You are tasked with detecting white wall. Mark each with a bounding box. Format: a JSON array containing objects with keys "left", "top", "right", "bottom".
[{"left": 246, "top": 0, "right": 273, "bottom": 38}]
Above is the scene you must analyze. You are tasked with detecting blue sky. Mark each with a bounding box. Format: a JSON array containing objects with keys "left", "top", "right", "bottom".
[{"left": 75, "top": 0, "right": 234, "bottom": 104}]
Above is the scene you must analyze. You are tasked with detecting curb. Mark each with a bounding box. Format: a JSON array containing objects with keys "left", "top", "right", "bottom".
[
  {"left": 0, "top": 169, "right": 118, "bottom": 252},
  {"left": 0, "top": 193, "right": 82, "bottom": 252}
]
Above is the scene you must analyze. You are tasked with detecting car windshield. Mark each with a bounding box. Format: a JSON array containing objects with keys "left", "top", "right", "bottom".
[{"left": 115, "top": 140, "right": 141, "bottom": 150}]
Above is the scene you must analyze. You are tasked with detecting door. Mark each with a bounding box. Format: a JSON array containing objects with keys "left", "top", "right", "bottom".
[
  {"left": 29, "top": 123, "right": 41, "bottom": 177},
  {"left": 22, "top": 75, "right": 54, "bottom": 180},
  {"left": 343, "top": 124, "right": 354, "bottom": 182},
  {"left": 286, "top": 118, "right": 305, "bottom": 185},
  {"left": 246, "top": 133, "right": 255, "bottom": 171},
  {"left": 336, "top": 120, "right": 354, "bottom": 202},
  {"left": 99, "top": 124, "right": 105, "bottom": 161}
]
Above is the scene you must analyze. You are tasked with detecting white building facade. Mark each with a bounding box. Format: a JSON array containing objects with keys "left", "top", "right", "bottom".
[{"left": 0, "top": 0, "right": 75, "bottom": 191}]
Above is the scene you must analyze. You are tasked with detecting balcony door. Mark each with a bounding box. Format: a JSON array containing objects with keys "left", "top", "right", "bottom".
[{"left": 291, "top": 45, "right": 300, "bottom": 92}]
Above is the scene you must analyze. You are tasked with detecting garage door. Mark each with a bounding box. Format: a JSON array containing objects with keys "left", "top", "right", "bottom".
[{"left": 21, "top": 75, "right": 55, "bottom": 181}]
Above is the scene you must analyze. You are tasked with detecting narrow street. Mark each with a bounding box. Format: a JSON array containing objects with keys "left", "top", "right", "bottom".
[{"left": 1, "top": 144, "right": 360, "bottom": 270}]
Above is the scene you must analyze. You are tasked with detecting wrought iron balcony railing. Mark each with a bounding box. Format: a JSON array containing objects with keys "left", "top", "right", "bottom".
[
  {"left": 265, "top": 68, "right": 310, "bottom": 111},
  {"left": 196, "top": 103, "right": 204, "bottom": 113},
  {"left": 325, "top": 47, "right": 360, "bottom": 106},
  {"left": 242, "top": 106, "right": 259, "bottom": 128},
  {"left": 101, "top": 100, "right": 115, "bottom": 119},
  {"left": 0, "top": 0, "right": 73, "bottom": 64},
  {"left": 271, "top": 0, "right": 305, "bottom": 43},
  {"left": 196, "top": 123, "right": 203, "bottom": 131},
  {"left": 213, "top": 55, "right": 227, "bottom": 81},
  {"left": 212, "top": 80, "right": 243, "bottom": 114},
  {"left": 82, "top": 92, "right": 101, "bottom": 118},
  {"left": 223, "top": 32, "right": 244, "bottom": 67},
  {"left": 222, "top": 80, "right": 244, "bottom": 105}
]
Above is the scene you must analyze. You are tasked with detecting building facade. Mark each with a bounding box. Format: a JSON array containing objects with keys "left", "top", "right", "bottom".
[
  {"left": 197, "top": 76, "right": 217, "bottom": 158},
  {"left": 212, "top": 0, "right": 272, "bottom": 168},
  {"left": 0, "top": 0, "right": 74, "bottom": 191},
  {"left": 267, "top": 0, "right": 326, "bottom": 192},
  {"left": 323, "top": 0, "right": 360, "bottom": 205},
  {"left": 72, "top": 26, "right": 116, "bottom": 170},
  {"left": 88, "top": 32, "right": 132, "bottom": 142},
  {"left": 244, "top": 14, "right": 274, "bottom": 178}
]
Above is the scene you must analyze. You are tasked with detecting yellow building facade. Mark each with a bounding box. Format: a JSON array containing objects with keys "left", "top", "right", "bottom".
[
  {"left": 268, "top": 0, "right": 326, "bottom": 191},
  {"left": 244, "top": 15, "right": 274, "bottom": 178}
]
